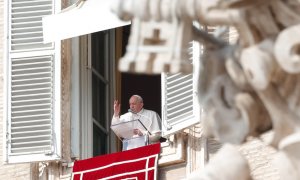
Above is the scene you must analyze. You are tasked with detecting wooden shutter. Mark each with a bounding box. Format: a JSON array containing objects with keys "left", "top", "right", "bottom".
[
  {"left": 161, "top": 41, "right": 201, "bottom": 136},
  {"left": 4, "top": 0, "right": 61, "bottom": 163}
]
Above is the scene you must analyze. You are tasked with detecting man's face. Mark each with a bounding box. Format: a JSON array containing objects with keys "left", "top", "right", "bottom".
[{"left": 129, "top": 97, "right": 143, "bottom": 113}]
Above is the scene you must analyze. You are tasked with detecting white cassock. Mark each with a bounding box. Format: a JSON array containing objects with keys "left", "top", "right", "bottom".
[{"left": 112, "top": 108, "right": 161, "bottom": 150}]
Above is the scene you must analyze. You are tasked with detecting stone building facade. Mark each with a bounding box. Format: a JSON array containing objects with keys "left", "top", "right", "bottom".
[{"left": 0, "top": 0, "right": 282, "bottom": 179}]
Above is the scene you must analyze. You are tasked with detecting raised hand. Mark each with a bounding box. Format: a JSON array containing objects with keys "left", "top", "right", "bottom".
[{"left": 113, "top": 100, "right": 121, "bottom": 117}]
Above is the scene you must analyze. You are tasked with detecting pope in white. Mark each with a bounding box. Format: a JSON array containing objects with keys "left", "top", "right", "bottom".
[{"left": 112, "top": 95, "right": 162, "bottom": 150}]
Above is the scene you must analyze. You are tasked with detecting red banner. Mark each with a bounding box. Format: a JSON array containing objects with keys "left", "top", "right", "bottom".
[{"left": 72, "top": 143, "right": 161, "bottom": 180}]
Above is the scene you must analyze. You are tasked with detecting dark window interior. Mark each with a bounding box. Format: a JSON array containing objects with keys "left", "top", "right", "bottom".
[
  {"left": 121, "top": 73, "right": 161, "bottom": 116},
  {"left": 93, "top": 124, "right": 107, "bottom": 156},
  {"left": 91, "top": 31, "right": 109, "bottom": 156}
]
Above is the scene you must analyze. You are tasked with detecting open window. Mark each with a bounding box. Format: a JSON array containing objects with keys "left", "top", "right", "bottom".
[
  {"left": 119, "top": 27, "right": 201, "bottom": 137},
  {"left": 79, "top": 30, "right": 116, "bottom": 159}
]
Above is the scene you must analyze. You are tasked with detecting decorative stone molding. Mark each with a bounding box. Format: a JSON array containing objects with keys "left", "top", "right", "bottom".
[
  {"left": 159, "top": 133, "right": 187, "bottom": 166},
  {"left": 112, "top": 0, "right": 300, "bottom": 179}
]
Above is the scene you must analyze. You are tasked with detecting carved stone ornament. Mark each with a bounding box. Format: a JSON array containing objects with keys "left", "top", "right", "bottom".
[{"left": 111, "top": 0, "right": 300, "bottom": 179}]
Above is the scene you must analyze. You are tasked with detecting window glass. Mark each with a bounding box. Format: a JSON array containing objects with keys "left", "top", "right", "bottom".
[
  {"left": 92, "top": 73, "right": 106, "bottom": 127},
  {"left": 90, "top": 30, "right": 112, "bottom": 157},
  {"left": 91, "top": 31, "right": 106, "bottom": 77},
  {"left": 93, "top": 124, "right": 107, "bottom": 156}
]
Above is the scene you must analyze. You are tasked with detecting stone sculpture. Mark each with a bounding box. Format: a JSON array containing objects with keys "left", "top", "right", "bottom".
[{"left": 111, "top": 0, "right": 300, "bottom": 179}]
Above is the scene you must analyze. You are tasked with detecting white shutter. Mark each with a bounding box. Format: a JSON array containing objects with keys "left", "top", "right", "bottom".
[
  {"left": 4, "top": 0, "right": 61, "bottom": 163},
  {"left": 161, "top": 41, "right": 201, "bottom": 136}
]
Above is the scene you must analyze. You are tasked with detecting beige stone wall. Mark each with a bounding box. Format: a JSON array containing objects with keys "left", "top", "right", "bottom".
[
  {"left": 158, "top": 163, "right": 187, "bottom": 180},
  {"left": 0, "top": 1, "right": 32, "bottom": 179},
  {"left": 157, "top": 130, "right": 280, "bottom": 180},
  {"left": 206, "top": 133, "right": 280, "bottom": 180},
  {"left": 239, "top": 133, "right": 280, "bottom": 180}
]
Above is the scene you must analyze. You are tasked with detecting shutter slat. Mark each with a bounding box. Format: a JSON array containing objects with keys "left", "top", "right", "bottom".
[
  {"left": 11, "top": 98, "right": 50, "bottom": 104},
  {"left": 12, "top": 119, "right": 51, "bottom": 125},
  {"left": 12, "top": 82, "right": 51, "bottom": 88},
  {"left": 11, "top": 92, "right": 52, "bottom": 97},
  {"left": 12, "top": 110, "right": 51, "bottom": 116},
  {"left": 12, "top": 116, "right": 51, "bottom": 121},
  {"left": 12, "top": 108, "right": 52, "bottom": 114},
  {"left": 168, "top": 106, "right": 193, "bottom": 119},
  {"left": 12, "top": 36, "right": 44, "bottom": 44},
  {"left": 11, "top": 145, "right": 52, "bottom": 154},
  {"left": 12, "top": 60, "right": 50, "bottom": 67},
  {"left": 12, "top": 0, "right": 52, "bottom": 5},
  {"left": 166, "top": 74, "right": 192, "bottom": 86},
  {"left": 11, "top": 86, "right": 50, "bottom": 93},
  {"left": 12, "top": 56, "right": 51, "bottom": 63},
  {"left": 12, "top": 32, "right": 43, "bottom": 40},
  {"left": 11, "top": 43, "right": 52, "bottom": 51},
  {"left": 11, "top": 129, "right": 51, "bottom": 135},
  {"left": 12, "top": 16, "right": 44, "bottom": 22},
  {"left": 12, "top": 21, "right": 42, "bottom": 28},
  {"left": 11, "top": 134, "right": 51, "bottom": 141},
  {"left": 167, "top": 89, "right": 193, "bottom": 103},
  {"left": 12, "top": 72, "right": 51, "bottom": 78},
  {"left": 11, "top": 26, "right": 42, "bottom": 32},
  {"left": 9, "top": 150, "right": 51, "bottom": 156},
  {"left": 12, "top": 124, "right": 51, "bottom": 130},
  {"left": 13, "top": 62, "right": 51, "bottom": 67},
  {"left": 12, "top": 83, "right": 51, "bottom": 91},
  {"left": 14, "top": 103, "right": 51, "bottom": 111},
  {"left": 168, "top": 112, "right": 194, "bottom": 124},
  {"left": 12, "top": 92, "right": 51, "bottom": 98},
  {"left": 12, "top": 76, "right": 51, "bottom": 84},
  {"left": 168, "top": 81, "right": 193, "bottom": 92},
  {"left": 12, "top": 5, "right": 52, "bottom": 12},
  {"left": 12, "top": 9, "right": 52, "bottom": 16},
  {"left": 167, "top": 98, "right": 193, "bottom": 111},
  {"left": 12, "top": 140, "right": 52, "bottom": 147},
  {"left": 12, "top": 104, "right": 51, "bottom": 111}
]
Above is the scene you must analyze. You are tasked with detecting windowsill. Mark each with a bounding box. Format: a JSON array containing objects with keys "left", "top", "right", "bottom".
[{"left": 158, "top": 133, "right": 186, "bottom": 166}]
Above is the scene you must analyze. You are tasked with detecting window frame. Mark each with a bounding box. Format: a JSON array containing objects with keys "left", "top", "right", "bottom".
[{"left": 79, "top": 30, "right": 116, "bottom": 159}]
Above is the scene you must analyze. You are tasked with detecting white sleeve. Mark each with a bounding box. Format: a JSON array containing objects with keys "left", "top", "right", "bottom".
[
  {"left": 111, "top": 115, "right": 120, "bottom": 125},
  {"left": 112, "top": 112, "right": 132, "bottom": 125},
  {"left": 149, "top": 112, "right": 162, "bottom": 133},
  {"left": 148, "top": 112, "right": 162, "bottom": 143}
]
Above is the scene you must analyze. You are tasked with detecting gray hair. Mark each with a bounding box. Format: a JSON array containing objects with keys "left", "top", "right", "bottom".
[{"left": 132, "top": 95, "right": 143, "bottom": 103}]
